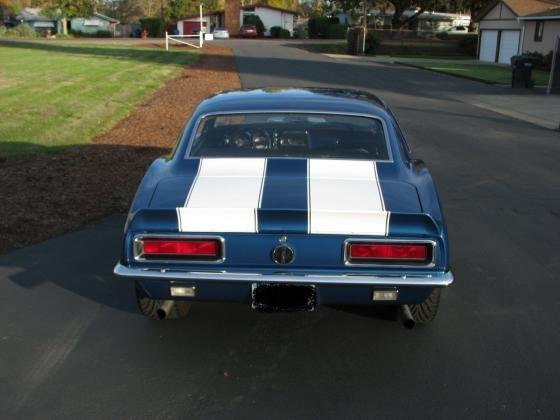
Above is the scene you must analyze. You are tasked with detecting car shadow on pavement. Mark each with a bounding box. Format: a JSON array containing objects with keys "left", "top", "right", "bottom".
[{"left": 1, "top": 142, "right": 172, "bottom": 313}]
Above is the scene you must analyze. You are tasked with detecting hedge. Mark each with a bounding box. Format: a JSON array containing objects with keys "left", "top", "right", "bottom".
[
  {"left": 325, "top": 24, "right": 347, "bottom": 39},
  {"left": 308, "top": 16, "right": 339, "bottom": 38},
  {"left": 459, "top": 34, "right": 478, "bottom": 56}
]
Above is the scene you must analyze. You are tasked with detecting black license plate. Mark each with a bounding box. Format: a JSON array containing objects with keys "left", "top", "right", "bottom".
[{"left": 252, "top": 283, "right": 316, "bottom": 312}]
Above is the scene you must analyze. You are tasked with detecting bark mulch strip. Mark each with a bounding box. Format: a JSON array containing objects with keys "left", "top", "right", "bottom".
[{"left": 0, "top": 45, "right": 240, "bottom": 254}]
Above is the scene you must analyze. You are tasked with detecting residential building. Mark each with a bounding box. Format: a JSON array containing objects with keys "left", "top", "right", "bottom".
[
  {"left": 71, "top": 12, "right": 119, "bottom": 36},
  {"left": 15, "top": 8, "right": 57, "bottom": 34},
  {"left": 176, "top": 2, "right": 296, "bottom": 36},
  {"left": 476, "top": 0, "right": 560, "bottom": 63}
]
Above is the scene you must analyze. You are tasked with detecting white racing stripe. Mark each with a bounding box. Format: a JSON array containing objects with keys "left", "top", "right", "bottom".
[
  {"left": 177, "top": 158, "right": 266, "bottom": 232},
  {"left": 308, "top": 159, "right": 389, "bottom": 235}
]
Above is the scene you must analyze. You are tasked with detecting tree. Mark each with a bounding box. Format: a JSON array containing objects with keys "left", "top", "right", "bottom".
[
  {"left": 99, "top": 0, "right": 143, "bottom": 24},
  {"left": 41, "top": 0, "right": 96, "bottom": 34},
  {"left": 298, "top": 0, "right": 330, "bottom": 18}
]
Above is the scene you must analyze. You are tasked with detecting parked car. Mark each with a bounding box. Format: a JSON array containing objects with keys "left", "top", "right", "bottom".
[
  {"left": 440, "top": 25, "right": 469, "bottom": 34},
  {"left": 240, "top": 24, "right": 257, "bottom": 38},
  {"left": 114, "top": 88, "right": 454, "bottom": 327},
  {"left": 212, "top": 27, "right": 229, "bottom": 39}
]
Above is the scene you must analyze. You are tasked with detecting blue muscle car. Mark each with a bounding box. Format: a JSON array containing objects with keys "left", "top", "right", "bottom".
[{"left": 114, "top": 88, "right": 454, "bottom": 327}]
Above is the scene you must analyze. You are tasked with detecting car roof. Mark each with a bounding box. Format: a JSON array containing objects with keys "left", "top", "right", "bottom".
[{"left": 194, "top": 88, "right": 391, "bottom": 118}]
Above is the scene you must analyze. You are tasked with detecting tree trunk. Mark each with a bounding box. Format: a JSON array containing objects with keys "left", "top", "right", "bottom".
[
  {"left": 61, "top": 16, "right": 67, "bottom": 35},
  {"left": 392, "top": 4, "right": 404, "bottom": 29}
]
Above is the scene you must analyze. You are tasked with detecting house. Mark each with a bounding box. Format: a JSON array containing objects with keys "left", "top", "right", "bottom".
[
  {"left": 15, "top": 8, "right": 57, "bottom": 34},
  {"left": 240, "top": 4, "right": 296, "bottom": 36},
  {"left": 176, "top": 3, "right": 296, "bottom": 36},
  {"left": 335, "top": 8, "right": 470, "bottom": 31},
  {"left": 476, "top": 0, "right": 560, "bottom": 64},
  {"left": 70, "top": 12, "right": 119, "bottom": 36}
]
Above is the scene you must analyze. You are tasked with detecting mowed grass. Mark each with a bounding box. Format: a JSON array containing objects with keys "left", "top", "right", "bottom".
[
  {"left": 296, "top": 42, "right": 347, "bottom": 54},
  {"left": 0, "top": 40, "right": 198, "bottom": 158},
  {"left": 404, "top": 61, "right": 551, "bottom": 85}
]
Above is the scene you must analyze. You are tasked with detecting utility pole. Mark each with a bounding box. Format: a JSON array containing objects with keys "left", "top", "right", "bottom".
[{"left": 362, "top": 1, "right": 368, "bottom": 56}]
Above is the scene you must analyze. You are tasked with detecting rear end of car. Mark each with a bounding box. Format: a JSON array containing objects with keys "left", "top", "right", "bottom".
[
  {"left": 240, "top": 25, "right": 257, "bottom": 38},
  {"left": 213, "top": 28, "right": 229, "bottom": 39},
  {"left": 115, "top": 92, "right": 453, "bottom": 325},
  {"left": 117, "top": 213, "right": 451, "bottom": 308}
]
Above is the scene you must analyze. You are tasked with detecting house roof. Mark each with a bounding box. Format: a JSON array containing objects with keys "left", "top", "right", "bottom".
[
  {"left": 16, "top": 8, "right": 55, "bottom": 22},
  {"left": 475, "top": 0, "right": 560, "bottom": 21},
  {"left": 178, "top": 10, "right": 224, "bottom": 21},
  {"left": 16, "top": 8, "right": 119, "bottom": 23},
  {"left": 241, "top": 4, "right": 297, "bottom": 15},
  {"left": 518, "top": 6, "right": 560, "bottom": 19},
  {"left": 92, "top": 12, "right": 119, "bottom": 23}
]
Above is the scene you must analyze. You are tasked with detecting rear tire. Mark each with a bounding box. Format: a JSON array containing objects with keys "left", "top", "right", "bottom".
[
  {"left": 408, "top": 288, "right": 441, "bottom": 324},
  {"left": 135, "top": 283, "right": 191, "bottom": 320}
]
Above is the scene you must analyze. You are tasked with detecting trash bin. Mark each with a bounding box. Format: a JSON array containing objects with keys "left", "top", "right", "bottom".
[{"left": 511, "top": 56, "right": 536, "bottom": 88}]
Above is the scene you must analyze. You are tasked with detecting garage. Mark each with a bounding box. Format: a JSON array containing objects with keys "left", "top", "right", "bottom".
[
  {"left": 479, "top": 30, "right": 499, "bottom": 62},
  {"left": 479, "top": 29, "right": 520, "bottom": 64},
  {"left": 182, "top": 21, "right": 206, "bottom": 35}
]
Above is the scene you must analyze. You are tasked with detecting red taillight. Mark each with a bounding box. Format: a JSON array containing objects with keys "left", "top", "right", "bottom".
[
  {"left": 347, "top": 242, "right": 430, "bottom": 264},
  {"left": 139, "top": 238, "right": 220, "bottom": 260}
]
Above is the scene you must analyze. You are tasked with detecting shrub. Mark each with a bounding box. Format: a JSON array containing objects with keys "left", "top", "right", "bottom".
[
  {"left": 280, "top": 28, "right": 291, "bottom": 38},
  {"left": 1, "top": 23, "right": 38, "bottom": 38},
  {"left": 293, "top": 23, "right": 308, "bottom": 39},
  {"left": 243, "top": 15, "right": 265, "bottom": 37},
  {"left": 460, "top": 34, "right": 478, "bottom": 57},
  {"left": 270, "top": 26, "right": 282, "bottom": 38},
  {"left": 524, "top": 50, "right": 554, "bottom": 69},
  {"left": 270, "top": 26, "right": 291, "bottom": 38},
  {"left": 346, "top": 27, "right": 379, "bottom": 55},
  {"left": 325, "top": 24, "right": 347, "bottom": 39},
  {"left": 140, "top": 17, "right": 165, "bottom": 37},
  {"left": 308, "top": 17, "right": 330, "bottom": 38}
]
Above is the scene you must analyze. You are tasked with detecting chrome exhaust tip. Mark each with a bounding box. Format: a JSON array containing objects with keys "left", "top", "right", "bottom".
[
  {"left": 400, "top": 304, "right": 415, "bottom": 330},
  {"left": 156, "top": 300, "right": 175, "bottom": 320}
]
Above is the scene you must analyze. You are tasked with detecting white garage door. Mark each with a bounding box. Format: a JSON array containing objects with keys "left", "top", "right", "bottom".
[
  {"left": 480, "top": 30, "right": 498, "bottom": 62},
  {"left": 498, "top": 30, "right": 520, "bottom": 64}
]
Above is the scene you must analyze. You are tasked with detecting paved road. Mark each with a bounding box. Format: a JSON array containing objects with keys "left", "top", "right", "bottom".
[{"left": 2, "top": 40, "right": 560, "bottom": 419}]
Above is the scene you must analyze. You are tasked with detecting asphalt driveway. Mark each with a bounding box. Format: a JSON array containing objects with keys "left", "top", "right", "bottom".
[{"left": 1, "top": 40, "right": 560, "bottom": 419}]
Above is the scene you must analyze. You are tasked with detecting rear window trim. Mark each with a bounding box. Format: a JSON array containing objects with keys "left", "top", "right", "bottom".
[{"left": 184, "top": 110, "right": 394, "bottom": 162}]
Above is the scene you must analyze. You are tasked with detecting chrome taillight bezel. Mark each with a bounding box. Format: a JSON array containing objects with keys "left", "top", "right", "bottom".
[
  {"left": 133, "top": 234, "right": 225, "bottom": 263},
  {"left": 343, "top": 238, "right": 437, "bottom": 268}
]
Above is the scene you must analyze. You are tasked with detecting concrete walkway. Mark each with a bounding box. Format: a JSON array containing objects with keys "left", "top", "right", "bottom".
[{"left": 324, "top": 53, "right": 560, "bottom": 131}]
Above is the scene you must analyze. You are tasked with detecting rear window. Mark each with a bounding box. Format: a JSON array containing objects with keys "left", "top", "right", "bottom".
[{"left": 187, "top": 113, "right": 390, "bottom": 160}]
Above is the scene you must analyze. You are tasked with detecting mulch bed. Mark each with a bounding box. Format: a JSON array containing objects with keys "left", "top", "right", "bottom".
[{"left": 0, "top": 45, "right": 240, "bottom": 255}]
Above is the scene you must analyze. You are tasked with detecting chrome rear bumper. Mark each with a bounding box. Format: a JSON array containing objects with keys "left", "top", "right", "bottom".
[{"left": 114, "top": 263, "right": 454, "bottom": 287}]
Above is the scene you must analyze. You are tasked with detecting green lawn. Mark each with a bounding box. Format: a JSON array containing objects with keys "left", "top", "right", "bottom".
[
  {"left": 296, "top": 42, "right": 347, "bottom": 54},
  {"left": 403, "top": 61, "right": 551, "bottom": 85},
  {"left": 0, "top": 40, "right": 198, "bottom": 158}
]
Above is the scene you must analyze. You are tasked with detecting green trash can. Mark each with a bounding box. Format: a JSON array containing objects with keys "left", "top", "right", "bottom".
[{"left": 511, "top": 55, "right": 536, "bottom": 88}]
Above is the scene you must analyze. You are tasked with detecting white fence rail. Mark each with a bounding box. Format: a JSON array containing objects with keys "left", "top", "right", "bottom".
[
  {"left": 165, "top": 32, "right": 203, "bottom": 50},
  {"left": 166, "top": 3, "right": 204, "bottom": 51}
]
